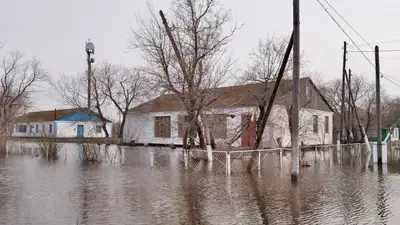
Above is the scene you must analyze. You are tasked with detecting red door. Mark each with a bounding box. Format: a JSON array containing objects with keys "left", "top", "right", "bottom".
[{"left": 241, "top": 114, "right": 257, "bottom": 148}]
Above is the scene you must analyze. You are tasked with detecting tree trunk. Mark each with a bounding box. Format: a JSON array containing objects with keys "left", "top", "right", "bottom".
[
  {"left": 195, "top": 120, "right": 206, "bottom": 149},
  {"left": 102, "top": 121, "right": 109, "bottom": 138},
  {"left": 118, "top": 112, "right": 127, "bottom": 138},
  {"left": 183, "top": 129, "right": 189, "bottom": 150}
]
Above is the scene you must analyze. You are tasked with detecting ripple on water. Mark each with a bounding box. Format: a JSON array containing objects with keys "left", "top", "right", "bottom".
[{"left": 1, "top": 147, "right": 400, "bottom": 224}]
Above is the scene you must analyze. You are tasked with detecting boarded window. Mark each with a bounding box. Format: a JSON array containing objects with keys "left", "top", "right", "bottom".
[
  {"left": 96, "top": 125, "right": 102, "bottom": 133},
  {"left": 324, "top": 116, "right": 329, "bottom": 134},
  {"left": 313, "top": 115, "right": 318, "bottom": 133},
  {"left": 206, "top": 114, "right": 227, "bottom": 139},
  {"left": 178, "top": 115, "right": 191, "bottom": 138},
  {"left": 155, "top": 116, "right": 171, "bottom": 138},
  {"left": 18, "top": 125, "right": 27, "bottom": 133}
]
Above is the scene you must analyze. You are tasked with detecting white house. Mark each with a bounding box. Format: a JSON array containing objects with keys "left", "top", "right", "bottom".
[
  {"left": 124, "top": 78, "right": 334, "bottom": 148},
  {"left": 12, "top": 108, "right": 113, "bottom": 138}
]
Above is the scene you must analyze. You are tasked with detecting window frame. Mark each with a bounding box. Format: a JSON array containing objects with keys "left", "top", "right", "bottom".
[
  {"left": 206, "top": 114, "right": 228, "bottom": 139},
  {"left": 18, "top": 125, "right": 27, "bottom": 133},
  {"left": 96, "top": 125, "right": 102, "bottom": 133},
  {"left": 154, "top": 116, "right": 171, "bottom": 138},
  {"left": 324, "top": 116, "right": 329, "bottom": 134},
  {"left": 313, "top": 115, "right": 318, "bottom": 134}
]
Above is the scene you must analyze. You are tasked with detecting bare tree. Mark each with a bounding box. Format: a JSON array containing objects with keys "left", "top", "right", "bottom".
[
  {"left": 320, "top": 75, "right": 384, "bottom": 136},
  {"left": 96, "top": 62, "right": 145, "bottom": 138},
  {"left": 0, "top": 51, "right": 47, "bottom": 143},
  {"left": 55, "top": 70, "right": 110, "bottom": 137},
  {"left": 131, "top": 0, "right": 238, "bottom": 149}
]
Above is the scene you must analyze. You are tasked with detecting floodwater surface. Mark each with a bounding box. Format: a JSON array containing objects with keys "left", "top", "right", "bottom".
[{"left": 1, "top": 144, "right": 400, "bottom": 225}]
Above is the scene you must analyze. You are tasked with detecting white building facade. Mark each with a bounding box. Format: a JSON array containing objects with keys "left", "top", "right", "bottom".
[
  {"left": 124, "top": 78, "right": 334, "bottom": 148},
  {"left": 12, "top": 108, "right": 113, "bottom": 138}
]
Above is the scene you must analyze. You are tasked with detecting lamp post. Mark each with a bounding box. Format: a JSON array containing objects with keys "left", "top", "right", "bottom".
[{"left": 85, "top": 40, "right": 95, "bottom": 110}]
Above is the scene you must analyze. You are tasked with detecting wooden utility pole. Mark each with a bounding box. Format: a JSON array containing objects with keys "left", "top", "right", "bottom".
[
  {"left": 345, "top": 70, "right": 371, "bottom": 154},
  {"left": 246, "top": 33, "right": 293, "bottom": 171},
  {"left": 348, "top": 69, "right": 352, "bottom": 142},
  {"left": 375, "top": 45, "right": 382, "bottom": 163},
  {"left": 291, "top": 0, "right": 300, "bottom": 182},
  {"left": 341, "top": 41, "right": 347, "bottom": 143}
]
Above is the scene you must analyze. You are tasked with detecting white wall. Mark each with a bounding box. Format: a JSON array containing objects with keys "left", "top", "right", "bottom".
[
  {"left": 12, "top": 121, "right": 54, "bottom": 137},
  {"left": 298, "top": 108, "right": 334, "bottom": 145},
  {"left": 56, "top": 121, "right": 113, "bottom": 138},
  {"left": 124, "top": 105, "right": 334, "bottom": 147},
  {"left": 12, "top": 121, "right": 113, "bottom": 138}
]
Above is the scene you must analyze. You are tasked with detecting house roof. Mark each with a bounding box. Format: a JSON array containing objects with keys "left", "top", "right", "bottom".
[
  {"left": 15, "top": 108, "right": 112, "bottom": 123},
  {"left": 130, "top": 77, "right": 333, "bottom": 113}
]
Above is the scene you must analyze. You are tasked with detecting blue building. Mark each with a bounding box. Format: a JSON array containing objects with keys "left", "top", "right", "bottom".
[{"left": 12, "top": 108, "right": 113, "bottom": 138}]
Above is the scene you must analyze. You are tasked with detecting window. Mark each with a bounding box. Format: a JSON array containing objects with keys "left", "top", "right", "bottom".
[
  {"left": 178, "top": 115, "right": 190, "bottom": 138},
  {"left": 35, "top": 125, "right": 39, "bottom": 133},
  {"left": 206, "top": 114, "right": 228, "bottom": 139},
  {"left": 29, "top": 125, "right": 34, "bottom": 133},
  {"left": 324, "top": 116, "right": 329, "bottom": 134},
  {"left": 313, "top": 115, "right": 318, "bottom": 133},
  {"left": 18, "top": 125, "right": 27, "bottom": 133},
  {"left": 155, "top": 116, "right": 171, "bottom": 138},
  {"left": 42, "top": 124, "right": 45, "bottom": 133},
  {"left": 49, "top": 124, "right": 53, "bottom": 134},
  {"left": 96, "top": 125, "right": 102, "bottom": 133}
]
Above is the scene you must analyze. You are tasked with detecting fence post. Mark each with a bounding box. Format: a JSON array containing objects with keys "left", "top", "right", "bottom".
[
  {"left": 258, "top": 150, "right": 261, "bottom": 171},
  {"left": 280, "top": 149, "right": 283, "bottom": 168},
  {"left": 226, "top": 152, "right": 231, "bottom": 175},
  {"left": 183, "top": 150, "right": 188, "bottom": 170}
]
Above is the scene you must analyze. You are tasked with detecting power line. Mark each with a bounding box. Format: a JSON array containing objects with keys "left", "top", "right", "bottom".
[
  {"left": 348, "top": 49, "right": 400, "bottom": 53},
  {"left": 318, "top": 0, "right": 400, "bottom": 87},
  {"left": 350, "top": 39, "right": 400, "bottom": 48}
]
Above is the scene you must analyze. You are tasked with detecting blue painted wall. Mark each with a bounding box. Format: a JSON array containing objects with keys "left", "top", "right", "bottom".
[{"left": 56, "top": 112, "right": 103, "bottom": 122}]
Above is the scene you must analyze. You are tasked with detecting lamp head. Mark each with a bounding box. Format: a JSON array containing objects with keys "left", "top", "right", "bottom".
[{"left": 85, "top": 40, "right": 95, "bottom": 54}]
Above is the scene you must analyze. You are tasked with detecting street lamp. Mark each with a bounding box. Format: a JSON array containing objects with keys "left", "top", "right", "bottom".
[{"left": 85, "top": 40, "right": 95, "bottom": 110}]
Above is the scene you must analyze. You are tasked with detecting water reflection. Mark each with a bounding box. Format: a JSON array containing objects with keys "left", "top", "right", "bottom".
[{"left": 2, "top": 144, "right": 400, "bottom": 224}]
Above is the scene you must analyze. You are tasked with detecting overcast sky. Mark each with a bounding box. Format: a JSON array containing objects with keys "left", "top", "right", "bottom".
[{"left": 1, "top": 0, "right": 400, "bottom": 120}]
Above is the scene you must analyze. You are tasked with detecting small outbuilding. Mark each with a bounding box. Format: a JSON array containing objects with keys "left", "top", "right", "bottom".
[{"left": 12, "top": 108, "right": 113, "bottom": 138}]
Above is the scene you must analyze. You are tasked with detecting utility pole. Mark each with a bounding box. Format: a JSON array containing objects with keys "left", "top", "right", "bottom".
[
  {"left": 341, "top": 41, "right": 347, "bottom": 143},
  {"left": 85, "top": 40, "right": 95, "bottom": 110},
  {"left": 291, "top": 0, "right": 300, "bottom": 182},
  {"left": 348, "top": 69, "right": 352, "bottom": 142},
  {"left": 345, "top": 70, "right": 371, "bottom": 154},
  {"left": 375, "top": 45, "right": 382, "bottom": 164}
]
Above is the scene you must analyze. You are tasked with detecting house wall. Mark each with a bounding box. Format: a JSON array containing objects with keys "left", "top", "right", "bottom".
[
  {"left": 12, "top": 121, "right": 55, "bottom": 137},
  {"left": 124, "top": 105, "right": 333, "bottom": 147},
  {"left": 298, "top": 108, "right": 334, "bottom": 145},
  {"left": 56, "top": 121, "right": 113, "bottom": 138},
  {"left": 12, "top": 121, "right": 113, "bottom": 138}
]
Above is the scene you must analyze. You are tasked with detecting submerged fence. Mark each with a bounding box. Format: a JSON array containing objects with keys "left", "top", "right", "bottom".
[
  {"left": 150, "top": 143, "right": 377, "bottom": 174},
  {"left": 8, "top": 139, "right": 400, "bottom": 174}
]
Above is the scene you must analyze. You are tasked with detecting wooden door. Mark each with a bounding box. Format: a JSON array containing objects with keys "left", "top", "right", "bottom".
[{"left": 241, "top": 114, "right": 257, "bottom": 148}]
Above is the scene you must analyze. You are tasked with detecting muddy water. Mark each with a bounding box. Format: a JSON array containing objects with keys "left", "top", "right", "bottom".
[{"left": 1, "top": 144, "right": 400, "bottom": 224}]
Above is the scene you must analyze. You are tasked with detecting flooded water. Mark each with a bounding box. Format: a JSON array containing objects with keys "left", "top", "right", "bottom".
[{"left": 1, "top": 143, "right": 400, "bottom": 224}]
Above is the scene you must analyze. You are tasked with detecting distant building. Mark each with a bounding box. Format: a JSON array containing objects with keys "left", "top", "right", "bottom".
[
  {"left": 12, "top": 108, "right": 113, "bottom": 138},
  {"left": 124, "top": 77, "right": 334, "bottom": 148}
]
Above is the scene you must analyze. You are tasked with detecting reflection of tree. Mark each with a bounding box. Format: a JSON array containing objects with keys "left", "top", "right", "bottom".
[{"left": 248, "top": 173, "right": 269, "bottom": 224}]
